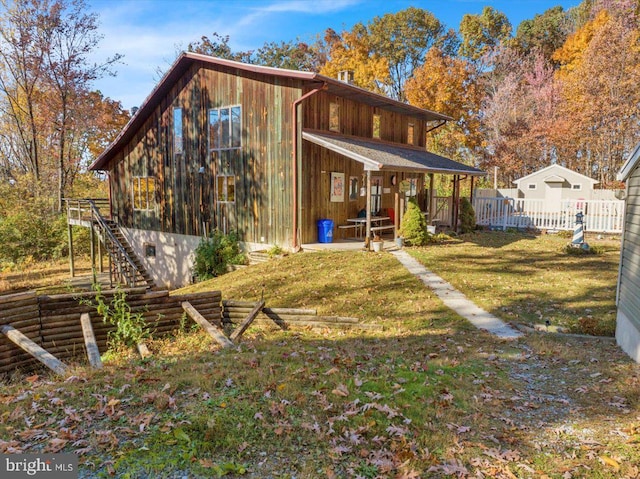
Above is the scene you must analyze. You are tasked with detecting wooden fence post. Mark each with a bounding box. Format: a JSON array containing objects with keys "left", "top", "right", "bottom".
[
  {"left": 80, "top": 313, "right": 102, "bottom": 369},
  {"left": 230, "top": 300, "right": 265, "bottom": 342},
  {"left": 182, "top": 301, "right": 234, "bottom": 348},
  {"left": 0, "top": 325, "right": 68, "bottom": 376}
]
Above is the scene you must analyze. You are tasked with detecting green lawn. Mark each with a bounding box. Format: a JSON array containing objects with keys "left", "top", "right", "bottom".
[
  {"left": 408, "top": 231, "right": 621, "bottom": 336},
  {"left": 0, "top": 234, "right": 638, "bottom": 478}
]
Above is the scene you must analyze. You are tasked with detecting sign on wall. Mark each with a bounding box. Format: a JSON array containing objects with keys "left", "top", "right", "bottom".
[{"left": 331, "top": 172, "right": 345, "bottom": 202}]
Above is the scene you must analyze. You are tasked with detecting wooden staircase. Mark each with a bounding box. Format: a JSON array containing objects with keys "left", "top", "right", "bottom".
[
  {"left": 66, "top": 199, "right": 155, "bottom": 289},
  {"left": 98, "top": 218, "right": 155, "bottom": 289}
]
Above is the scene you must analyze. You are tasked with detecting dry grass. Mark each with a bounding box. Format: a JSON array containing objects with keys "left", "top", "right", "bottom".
[
  {"left": 0, "top": 238, "right": 638, "bottom": 478},
  {"left": 0, "top": 258, "right": 94, "bottom": 294}
]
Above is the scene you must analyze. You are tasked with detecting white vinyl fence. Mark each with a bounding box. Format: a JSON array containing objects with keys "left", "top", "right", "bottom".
[{"left": 472, "top": 197, "right": 625, "bottom": 234}]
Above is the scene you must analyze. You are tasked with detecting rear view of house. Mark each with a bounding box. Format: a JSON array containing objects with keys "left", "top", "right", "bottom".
[{"left": 83, "top": 53, "right": 484, "bottom": 288}]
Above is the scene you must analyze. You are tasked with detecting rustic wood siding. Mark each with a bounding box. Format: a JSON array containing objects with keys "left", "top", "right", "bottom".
[
  {"left": 619, "top": 171, "right": 640, "bottom": 331},
  {"left": 107, "top": 62, "right": 301, "bottom": 247},
  {"left": 298, "top": 91, "right": 425, "bottom": 243}
]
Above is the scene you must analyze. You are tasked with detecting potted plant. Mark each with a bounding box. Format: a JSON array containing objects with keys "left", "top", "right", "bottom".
[{"left": 372, "top": 234, "right": 383, "bottom": 252}]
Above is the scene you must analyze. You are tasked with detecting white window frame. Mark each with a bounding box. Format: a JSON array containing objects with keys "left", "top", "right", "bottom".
[{"left": 572, "top": 184, "right": 582, "bottom": 190}]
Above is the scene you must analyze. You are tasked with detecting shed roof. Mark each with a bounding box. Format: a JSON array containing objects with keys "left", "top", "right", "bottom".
[
  {"left": 618, "top": 143, "right": 640, "bottom": 181},
  {"left": 90, "top": 52, "right": 453, "bottom": 171},
  {"left": 513, "top": 164, "right": 598, "bottom": 185},
  {"left": 303, "top": 130, "right": 486, "bottom": 176}
]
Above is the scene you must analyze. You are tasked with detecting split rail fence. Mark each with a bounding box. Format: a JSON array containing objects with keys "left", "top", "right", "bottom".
[{"left": 472, "top": 197, "right": 625, "bottom": 234}]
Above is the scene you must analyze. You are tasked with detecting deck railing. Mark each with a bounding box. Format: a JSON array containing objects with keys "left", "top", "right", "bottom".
[
  {"left": 65, "top": 198, "right": 149, "bottom": 288},
  {"left": 473, "top": 197, "right": 625, "bottom": 233}
]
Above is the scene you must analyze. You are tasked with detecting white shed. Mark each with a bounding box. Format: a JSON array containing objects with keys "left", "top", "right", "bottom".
[
  {"left": 513, "top": 164, "right": 599, "bottom": 209},
  {"left": 616, "top": 143, "right": 640, "bottom": 362}
]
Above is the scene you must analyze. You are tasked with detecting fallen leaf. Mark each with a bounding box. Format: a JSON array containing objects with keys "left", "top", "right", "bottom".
[
  {"left": 331, "top": 384, "right": 349, "bottom": 397},
  {"left": 599, "top": 455, "right": 620, "bottom": 471}
]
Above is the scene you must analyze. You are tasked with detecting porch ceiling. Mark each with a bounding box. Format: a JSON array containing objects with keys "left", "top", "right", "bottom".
[{"left": 302, "top": 130, "right": 486, "bottom": 176}]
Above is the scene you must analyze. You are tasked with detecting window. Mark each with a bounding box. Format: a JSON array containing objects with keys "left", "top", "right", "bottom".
[
  {"left": 217, "top": 175, "right": 235, "bottom": 202},
  {"left": 329, "top": 102, "right": 340, "bottom": 132},
  {"left": 407, "top": 123, "right": 414, "bottom": 145},
  {"left": 133, "top": 177, "right": 156, "bottom": 210},
  {"left": 209, "top": 106, "right": 241, "bottom": 150},
  {"left": 572, "top": 184, "right": 582, "bottom": 190},
  {"left": 372, "top": 114, "right": 381, "bottom": 139},
  {"left": 144, "top": 243, "right": 156, "bottom": 258},
  {"left": 528, "top": 184, "right": 537, "bottom": 190},
  {"left": 173, "top": 108, "right": 183, "bottom": 155}
]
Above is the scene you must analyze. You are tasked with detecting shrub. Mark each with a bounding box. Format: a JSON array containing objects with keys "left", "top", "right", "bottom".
[
  {"left": 399, "top": 198, "right": 429, "bottom": 246},
  {"left": 459, "top": 197, "right": 476, "bottom": 234},
  {"left": 193, "top": 230, "right": 247, "bottom": 280},
  {"left": 0, "top": 209, "right": 68, "bottom": 264},
  {"left": 82, "top": 284, "right": 151, "bottom": 351}
]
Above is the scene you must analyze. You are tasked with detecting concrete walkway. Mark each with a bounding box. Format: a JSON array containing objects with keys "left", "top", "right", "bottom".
[{"left": 391, "top": 250, "right": 522, "bottom": 339}]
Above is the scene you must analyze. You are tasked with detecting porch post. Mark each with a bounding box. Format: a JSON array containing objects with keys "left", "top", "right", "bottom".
[
  {"left": 428, "top": 173, "right": 435, "bottom": 224},
  {"left": 366, "top": 170, "right": 372, "bottom": 246},
  {"left": 67, "top": 223, "right": 75, "bottom": 278}
]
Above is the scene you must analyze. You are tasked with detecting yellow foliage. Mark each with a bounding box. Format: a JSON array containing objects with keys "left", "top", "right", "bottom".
[
  {"left": 553, "top": 10, "right": 610, "bottom": 77},
  {"left": 319, "top": 27, "right": 390, "bottom": 93}
]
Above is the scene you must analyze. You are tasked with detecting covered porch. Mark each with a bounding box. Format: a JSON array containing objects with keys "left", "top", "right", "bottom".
[{"left": 300, "top": 130, "right": 486, "bottom": 246}]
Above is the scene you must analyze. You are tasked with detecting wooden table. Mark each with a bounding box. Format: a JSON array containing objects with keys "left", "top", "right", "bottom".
[{"left": 346, "top": 216, "right": 390, "bottom": 238}]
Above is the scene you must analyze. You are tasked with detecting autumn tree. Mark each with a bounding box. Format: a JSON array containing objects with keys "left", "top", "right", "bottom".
[
  {"left": 0, "top": 0, "right": 50, "bottom": 182},
  {"left": 553, "top": 2, "right": 640, "bottom": 186},
  {"left": 459, "top": 6, "right": 512, "bottom": 62},
  {"left": 0, "top": 0, "right": 122, "bottom": 211},
  {"left": 367, "top": 7, "right": 457, "bottom": 100},
  {"left": 405, "top": 47, "right": 482, "bottom": 164},
  {"left": 319, "top": 25, "right": 389, "bottom": 93},
  {"left": 513, "top": 6, "right": 571, "bottom": 61}
]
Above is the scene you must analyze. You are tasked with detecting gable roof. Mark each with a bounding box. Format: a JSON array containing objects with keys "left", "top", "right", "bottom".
[
  {"left": 303, "top": 130, "right": 485, "bottom": 176},
  {"left": 618, "top": 143, "right": 640, "bottom": 181},
  {"left": 513, "top": 164, "right": 598, "bottom": 185},
  {"left": 90, "top": 52, "right": 453, "bottom": 171}
]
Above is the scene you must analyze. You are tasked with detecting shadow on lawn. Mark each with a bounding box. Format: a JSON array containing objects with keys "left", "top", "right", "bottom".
[{"left": 13, "top": 323, "right": 637, "bottom": 478}]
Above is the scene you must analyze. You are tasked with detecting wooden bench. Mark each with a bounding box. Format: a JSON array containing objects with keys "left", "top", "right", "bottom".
[
  {"left": 371, "top": 224, "right": 395, "bottom": 234},
  {"left": 338, "top": 224, "right": 360, "bottom": 238}
]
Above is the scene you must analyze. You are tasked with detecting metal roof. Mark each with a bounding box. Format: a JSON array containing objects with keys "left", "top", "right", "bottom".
[
  {"left": 302, "top": 130, "right": 486, "bottom": 176},
  {"left": 90, "top": 52, "right": 453, "bottom": 171}
]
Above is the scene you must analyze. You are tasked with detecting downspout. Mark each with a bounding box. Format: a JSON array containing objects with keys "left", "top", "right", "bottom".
[
  {"left": 291, "top": 82, "right": 327, "bottom": 250},
  {"left": 426, "top": 120, "right": 447, "bottom": 134}
]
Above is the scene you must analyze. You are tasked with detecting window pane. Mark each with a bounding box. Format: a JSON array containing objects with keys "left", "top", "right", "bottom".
[
  {"left": 231, "top": 106, "right": 241, "bottom": 148},
  {"left": 220, "top": 108, "right": 231, "bottom": 148},
  {"left": 147, "top": 178, "right": 155, "bottom": 208},
  {"left": 408, "top": 124, "right": 414, "bottom": 145},
  {"left": 173, "top": 108, "right": 183, "bottom": 154},
  {"left": 226, "top": 176, "right": 235, "bottom": 202},
  {"left": 217, "top": 176, "right": 225, "bottom": 201},
  {"left": 209, "top": 109, "right": 220, "bottom": 150},
  {"left": 133, "top": 178, "right": 141, "bottom": 209},
  {"left": 373, "top": 114, "right": 380, "bottom": 139},
  {"left": 329, "top": 102, "right": 339, "bottom": 132},
  {"left": 140, "top": 178, "right": 148, "bottom": 209}
]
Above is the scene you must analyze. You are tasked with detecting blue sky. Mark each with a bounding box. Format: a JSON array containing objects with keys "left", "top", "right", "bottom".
[{"left": 89, "top": 0, "right": 581, "bottom": 109}]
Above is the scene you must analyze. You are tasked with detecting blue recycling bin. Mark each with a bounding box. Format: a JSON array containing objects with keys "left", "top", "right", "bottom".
[{"left": 317, "top": 218, "right": 334, "bottom": 243}]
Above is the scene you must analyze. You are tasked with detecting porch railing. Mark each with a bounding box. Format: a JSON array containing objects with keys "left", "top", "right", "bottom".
[
  {"left": 65, "top": 198, "right": 150, "bottom": 288},
  {"left": 473, "top": 197, "right": 625, "bottom": 233}
]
